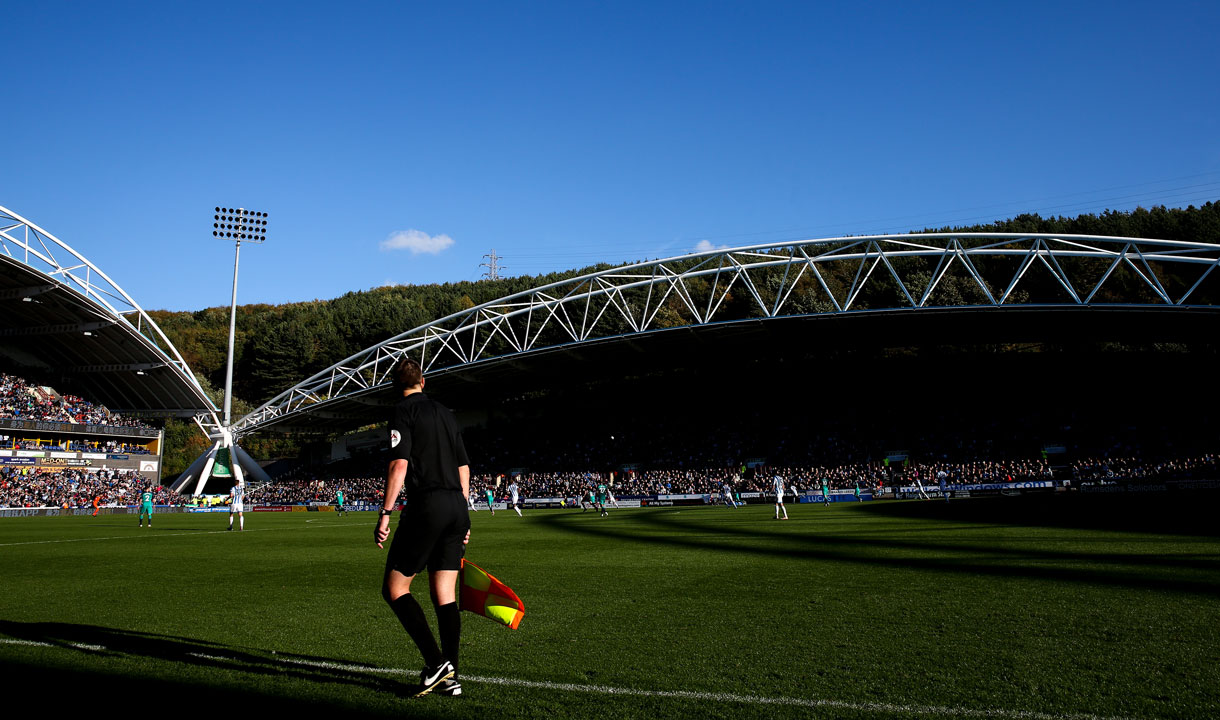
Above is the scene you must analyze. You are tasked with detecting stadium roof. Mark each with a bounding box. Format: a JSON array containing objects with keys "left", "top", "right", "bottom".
[
  {"left": 243, "top": 304, "right": 1220, "bottom": 434},
  {"left": 233, "top": 230, "right": 1220, "bottom": 435},
  {"left": 0, "top": 206, "right": 217, "bottom": 418}
]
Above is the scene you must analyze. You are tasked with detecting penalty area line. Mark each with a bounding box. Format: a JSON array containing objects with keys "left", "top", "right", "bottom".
[{"left": 1, "top": 639, "right": 1141, "bottom": 720}]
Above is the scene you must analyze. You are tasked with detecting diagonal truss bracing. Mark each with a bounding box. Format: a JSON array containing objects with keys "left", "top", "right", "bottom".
[
  {"left": 0, "top": 205, "right": 218, "bottom": 426},
  {"left": 233, "top": 233, "right": 1220, "bottom": 434}
]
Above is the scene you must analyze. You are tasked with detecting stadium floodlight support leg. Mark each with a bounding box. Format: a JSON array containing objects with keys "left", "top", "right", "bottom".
[
  {"left": 223, "top": 240, "right": 241, "bottom": 427},
  {"left": 168, "top": 441, "right": 221, "bottom": 496}
]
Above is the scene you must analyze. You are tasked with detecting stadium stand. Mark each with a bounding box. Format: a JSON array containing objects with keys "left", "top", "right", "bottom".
[
  {"left": 239, "top": 451, "right": 1219, "bottom": 508},
  {"left": 243, "top": 403, "right": 1219, "bottom": 507},
  {"left": 0, "top": 467, "right": 169, "bottom": 509},
  {"left": 0, "top": 373, "right": 155, "bottom": 430},
  {"left": 7, "top": 440, "right": 1211, "bottom": 510},
  {"left": 245, "top": 474, "right": 383, "bottom": 506},
  {"left": 0, "top": 371, "right": 165, "bottom": 506}
]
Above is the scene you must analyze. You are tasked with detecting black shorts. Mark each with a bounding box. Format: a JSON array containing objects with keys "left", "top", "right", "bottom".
[{"left": 386, "top": 491, "right": 470, "bottom": 576}]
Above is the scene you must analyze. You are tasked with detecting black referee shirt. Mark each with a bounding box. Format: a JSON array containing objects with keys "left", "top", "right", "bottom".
[{"left": 388, "top": 393, "right": 470, "bottom": 498}]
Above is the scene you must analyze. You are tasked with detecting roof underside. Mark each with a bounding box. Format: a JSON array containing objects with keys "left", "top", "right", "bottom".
[
  {"left": 0, "top": 254, "right": 209, "bottom": 416},
  {"left": 246, "top": 304, "right": 1220, "bottom": 435}
]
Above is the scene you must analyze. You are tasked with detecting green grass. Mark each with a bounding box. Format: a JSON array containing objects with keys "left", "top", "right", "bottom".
[{"left": 1, "top": 496, "right": 1218, "bottom": 719}]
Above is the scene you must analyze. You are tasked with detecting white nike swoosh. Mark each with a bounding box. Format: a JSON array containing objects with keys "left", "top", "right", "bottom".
[{"left": 423, "top": 663, "right": 453, "bottom": 686}]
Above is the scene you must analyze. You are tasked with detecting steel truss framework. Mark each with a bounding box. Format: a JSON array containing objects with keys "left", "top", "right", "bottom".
[
  {"left": 234, "top": 233, "right": 1220, "bottom": 434},
  {"left": 0, "top": 205, "right": 218, "bottom": 423}
]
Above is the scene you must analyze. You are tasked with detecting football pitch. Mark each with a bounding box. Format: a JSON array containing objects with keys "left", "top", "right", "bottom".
[{"left": 1, "top": 496, "right": 1217, "bottom": 719}]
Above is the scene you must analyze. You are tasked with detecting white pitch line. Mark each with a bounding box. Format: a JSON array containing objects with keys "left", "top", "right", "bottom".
[
  {"left": 1, "top": 638, "right": 1143, "bottom": 720},
  {"left": 0, "top": 522, "right": 345, "bottom": 547},
  {"left": 0, "top": 528, "right": 265, "bottom": 547},
  {"left": 1, "top": 639, "right": 104, "bottom": 651},
  {"left": 278, "top": 656, "right": 1139, "bottom": 720}
]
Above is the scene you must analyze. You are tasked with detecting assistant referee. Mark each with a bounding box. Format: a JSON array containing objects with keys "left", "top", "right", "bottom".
[{"left": 375, "top": 356, "right": 472, "bottom": 698}]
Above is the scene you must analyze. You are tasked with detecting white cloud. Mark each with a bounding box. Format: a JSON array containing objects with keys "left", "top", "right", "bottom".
[
  {"left": 381, "top": 229, "right": 455, "bottom": 254},
  {"left": 694, "top": 239, "right": 728, "bottom": 253}
]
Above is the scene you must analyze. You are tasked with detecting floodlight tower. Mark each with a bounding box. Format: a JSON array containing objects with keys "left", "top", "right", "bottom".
[
  {"left": 167, "top": 207, "right": 273, "bottom": 497},
  {"left": 213, "top": 207, "right": 268, "bottom": 426}
]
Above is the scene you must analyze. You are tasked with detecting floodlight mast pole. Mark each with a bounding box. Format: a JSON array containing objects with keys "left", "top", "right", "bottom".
[
  {"left": 212, "top": 207, "right": 268, "bottom": 428},
  {"left": 224, "top": 240, "right": 241, "bottom": 426}
]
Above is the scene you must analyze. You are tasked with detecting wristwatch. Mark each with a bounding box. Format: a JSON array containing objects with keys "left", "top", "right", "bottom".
[{"left": 379, "top": 508, "right": 393, "bottom": 517}]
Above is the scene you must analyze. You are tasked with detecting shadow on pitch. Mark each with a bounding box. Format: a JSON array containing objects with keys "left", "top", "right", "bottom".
[
  {"left": 0, "top": 620, "right": 449, "bottom": 719},
  {"left": 535, "top": 499, "right": 1220, "bottom": 598}
]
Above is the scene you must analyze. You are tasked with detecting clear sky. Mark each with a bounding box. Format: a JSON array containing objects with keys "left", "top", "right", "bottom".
[{"left": 4, "top": 1, "right": 1218, "bottom": 312}]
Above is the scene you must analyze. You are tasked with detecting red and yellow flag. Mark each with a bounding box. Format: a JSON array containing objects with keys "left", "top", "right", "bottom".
[{"left": 459, "top": 558, "right": 524, "bottom": 629}]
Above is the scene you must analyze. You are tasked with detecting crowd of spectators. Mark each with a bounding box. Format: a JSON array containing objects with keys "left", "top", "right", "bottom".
[
  {"left": 71, "top": 440, "right": 151, "bottom": 455},
  {"left": 0, "top": 438, "right": 151, "bottom": 454},
  {"left": 257, "top": 449, "right": 1213, "bottom": 507},
  {"left": 243, "top": 474, "right": 384, "bottom": 505},
  {"left": 1070, "top": 454, "right": 1219, "bottom": 482},
  {"left": 0, "top": 373, "right": 154, "bottom": 430},
  {"left": 238, "top": 399, "right": 1219, "bottom": 506},
  {"left": 462, "top": 458, "right": 1057, "bottom": 501},
  {"left": 4, "top": 394, "right": 1213, "bottom": 508},
  {"left": 0, "top": 466, "right": 168, "bottom": 508},
  {"left": 901, "top": 459, "right": 1055, "bottom": 487},
  {"left": 457, "top": 415, "right": 1076, "bottom": 484},
  {"left": 5, "top": 451, "right": 1214, "bottom": 509},
  {"left": 461, "top": 453, "right": 1215, "bottom": 501}
]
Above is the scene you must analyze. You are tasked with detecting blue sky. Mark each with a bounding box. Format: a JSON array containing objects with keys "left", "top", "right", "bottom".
[{"left": 4, "top": 1, "right": 1218, "bottom": 311}]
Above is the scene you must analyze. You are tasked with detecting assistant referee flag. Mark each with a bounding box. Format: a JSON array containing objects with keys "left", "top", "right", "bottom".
[{"left": 460, "top": 558, "right": 524, "bottom": 629}]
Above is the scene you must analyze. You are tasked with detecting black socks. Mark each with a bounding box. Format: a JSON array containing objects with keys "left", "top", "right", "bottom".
[
  {"left": 389, "top": 594, "right": 443, "bottom": 667},
  {"left": 435, "top": 601, "right": 460, "bottom": 675}
]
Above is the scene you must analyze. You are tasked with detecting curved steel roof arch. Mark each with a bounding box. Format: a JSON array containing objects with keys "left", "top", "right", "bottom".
[
  {"left": 234, "top": 232, "right": 1220, "bottom": 434},
  {"left": 0, "top": 205, "right": 218, "bottom": 419}
]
